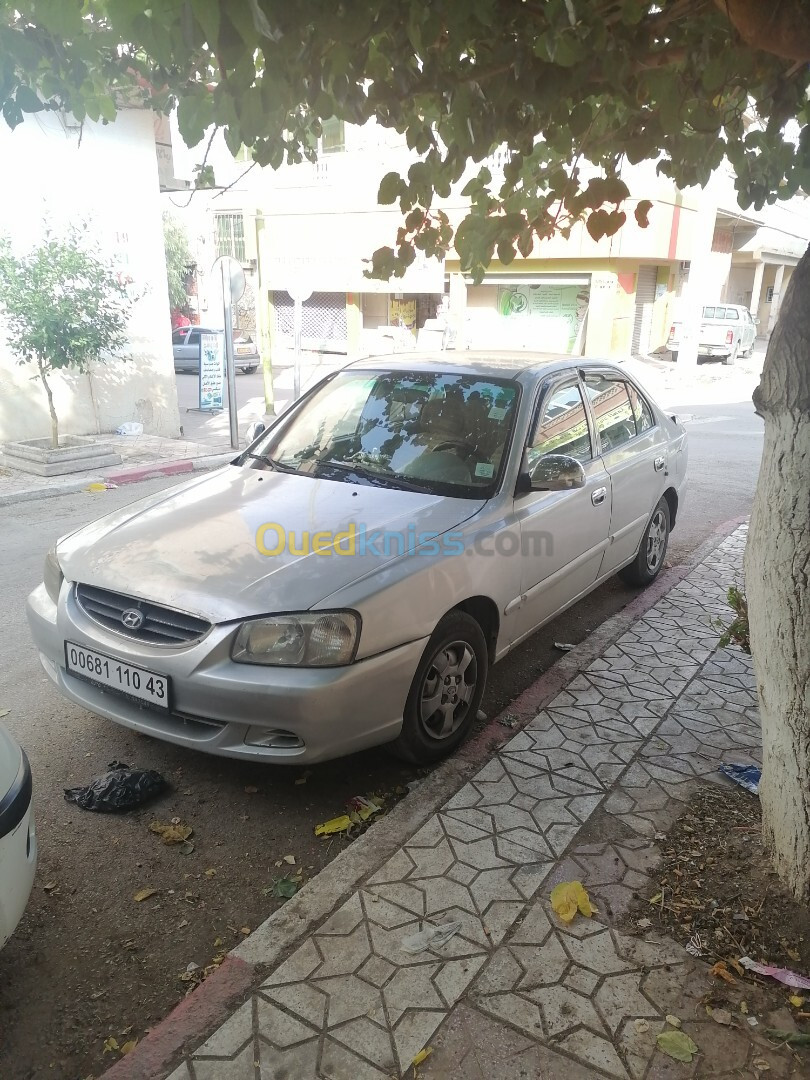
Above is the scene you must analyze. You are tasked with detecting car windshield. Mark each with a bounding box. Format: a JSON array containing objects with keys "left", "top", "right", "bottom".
[{"left": 245, "top": 369, "right": 520, "bottom": 497}]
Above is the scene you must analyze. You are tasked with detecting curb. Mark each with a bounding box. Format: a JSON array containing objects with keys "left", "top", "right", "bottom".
[
  {"left": 0, "top": 453, "right": 235, "bottom": 506},
  {"left": 100, "top": 514, "right": 747, "bottom": 1080}
]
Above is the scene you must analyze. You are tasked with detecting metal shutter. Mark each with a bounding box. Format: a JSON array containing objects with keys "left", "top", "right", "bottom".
[
  {"left": 631, "top": 267, "right": 658, "bottom": 356},
  {"left": 273, "top": 291, "right": 347, "bottom": 347}
]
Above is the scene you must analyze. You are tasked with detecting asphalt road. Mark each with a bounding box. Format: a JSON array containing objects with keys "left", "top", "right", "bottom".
[{"left": 0, "top": 395, "right": 763, "bottom": 1080}]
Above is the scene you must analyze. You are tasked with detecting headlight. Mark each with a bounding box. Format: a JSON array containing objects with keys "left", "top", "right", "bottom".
[
  {"left": 44, "top": 547, "right": 64, "bottom": 605},
  {"left": 231, "top": 612, "right": 360, "bottom": 667}
]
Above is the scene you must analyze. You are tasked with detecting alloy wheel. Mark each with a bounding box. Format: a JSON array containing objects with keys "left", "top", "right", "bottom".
[
  {"left": 646, "top": 509, "right": 667, "bottom": 572},
  {"left": 418, "top": 640, "right": 478, "bottom": 741}
]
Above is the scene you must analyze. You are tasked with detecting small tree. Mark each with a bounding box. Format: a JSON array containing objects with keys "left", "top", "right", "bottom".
[
  {"left": 162, "top": 211, "right": 194, "bottom": 316},
  {"left": 0, "top": 228, "right": 131, "bottom": 448}
]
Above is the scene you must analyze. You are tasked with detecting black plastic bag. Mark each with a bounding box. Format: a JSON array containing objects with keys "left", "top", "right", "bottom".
[{"left": 64, "top": 760, "right": 167, "bottom": 812}]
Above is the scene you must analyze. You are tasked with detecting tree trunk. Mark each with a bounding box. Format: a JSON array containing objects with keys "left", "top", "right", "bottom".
[
  {"left": 745, "top": 243, "right": 810, "bottom": 903},
  {"left": 37, "top": 360, "right": 59, "bottom": 448}
]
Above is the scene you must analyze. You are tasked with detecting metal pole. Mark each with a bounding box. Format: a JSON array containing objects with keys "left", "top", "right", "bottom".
[
  {"left": 222, "top": 260, "right": 239, "bottom": 448},
  {"left": 293, "top": 297, "right": 302, "bottom": 400}
]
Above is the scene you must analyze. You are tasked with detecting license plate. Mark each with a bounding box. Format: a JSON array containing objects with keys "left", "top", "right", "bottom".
[
  {"left": 65, "top": 642, "right": 170, "bottom": 710},
  {"left": 236, "top": 345, "right": 251, "bottom": 354}
]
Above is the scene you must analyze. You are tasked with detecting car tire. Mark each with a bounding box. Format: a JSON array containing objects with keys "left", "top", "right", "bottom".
[
  {"left": 241, "top": 365, "right": 258, "bottom": 375},
  {"left": 619, "top": 497, "right": 670, "bottom": 587},
  {"left": 389, "top": 611, "right": 488, "bottom": 764}
]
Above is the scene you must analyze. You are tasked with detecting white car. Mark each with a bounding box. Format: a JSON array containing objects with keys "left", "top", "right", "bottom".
[{"left": 0, "top": 723, "right": 36, "bottom": 950}]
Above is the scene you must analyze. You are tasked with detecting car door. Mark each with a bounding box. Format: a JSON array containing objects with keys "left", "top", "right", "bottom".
[
  {"left": 512, "top": 376, "right": 612, "bottom": 642},
  {"left": 583, "top": 372, "right": 668, "bottom": 576}
]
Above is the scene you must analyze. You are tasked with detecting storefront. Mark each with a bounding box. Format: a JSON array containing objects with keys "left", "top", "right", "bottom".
[{"left": 462, "top": 273, "right": 591, "bottom": 352}]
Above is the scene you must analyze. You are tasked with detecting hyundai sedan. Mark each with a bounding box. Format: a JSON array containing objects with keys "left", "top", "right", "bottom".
[{"left": 27, "top": 353, "right": 687, "bottom": 765}]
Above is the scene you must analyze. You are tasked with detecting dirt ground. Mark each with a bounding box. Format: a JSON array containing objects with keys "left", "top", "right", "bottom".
[{"left": 625, "top": 782, "right": 810, "bottom": 1071}]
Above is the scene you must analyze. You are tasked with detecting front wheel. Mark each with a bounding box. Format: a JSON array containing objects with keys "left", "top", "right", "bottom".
[
  {"left": 389, "top": 611, "right": 488, "bottom": 764},
  {"left": 619, "top": 497, "right": 670, "bottom": 586}
]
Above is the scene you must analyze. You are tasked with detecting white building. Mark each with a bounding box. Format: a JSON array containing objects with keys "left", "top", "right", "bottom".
[{"left": 0, "top": 108, "right": 181, "bottom": 443}]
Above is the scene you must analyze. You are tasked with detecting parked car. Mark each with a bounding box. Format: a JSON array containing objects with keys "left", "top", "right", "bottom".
[
  {"left": 27, "top": 353, "right": 687, "bottom": 766},
  {"left": 172, "top": 326, "right": 260, "bottom": 374},
  {"left": 0, "top": 722, "right": 36, "bottom": 950},
  {"left": 668, "top": 303, "right": 757, "bottom": 364}
]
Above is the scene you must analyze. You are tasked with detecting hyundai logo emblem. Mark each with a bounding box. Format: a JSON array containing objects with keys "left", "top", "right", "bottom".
[{"left": 121, "top": 608, "right": 144, "bottom": 630}]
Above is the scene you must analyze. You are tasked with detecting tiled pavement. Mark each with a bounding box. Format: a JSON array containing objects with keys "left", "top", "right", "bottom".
[{"left": 164, "top": 526, "right": 800, "bottom": 1080}]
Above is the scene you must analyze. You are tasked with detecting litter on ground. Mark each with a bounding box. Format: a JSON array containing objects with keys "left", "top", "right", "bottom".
[
  {"left": 401, "top": 921, "right": 462, "bottom": 954},
  {"left": 64, "top": 762, "right": 166, "bottom": 812}
]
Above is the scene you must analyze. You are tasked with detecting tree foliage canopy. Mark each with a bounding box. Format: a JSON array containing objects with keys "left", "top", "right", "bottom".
[
  {"left": 2, "top": 1, "right": 809, "bottom": 280},
  {"left": 163, "top": 211, "right": 194, "bottom": 312},
  {"left": 0, "top": 227, "right": 131, "bottom": 376}
]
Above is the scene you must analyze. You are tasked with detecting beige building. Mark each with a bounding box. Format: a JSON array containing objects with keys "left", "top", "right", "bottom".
[{"left": 168, "top": 121, "right": 810, "bottom": 364}]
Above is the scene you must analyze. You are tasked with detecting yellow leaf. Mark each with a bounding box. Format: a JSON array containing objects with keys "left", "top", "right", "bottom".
[
  {"left": 240, "top": 926, "right": 250, "bottom": 935},
  {"left": 103, "top": 1036, "right": 120, "bottom": 1053},
  {"left": 283, "top": 855, "right": 296, "bottom": 865},
  {"left": 315, "top": 814, "right": 354, "bottom": 837},
  {"left": 149, "top": 820, "right": 193, "bottom": 845},
  {"left": 86, "top": 482, "right": 108, "bottom": 493},
  {"left": 550, "top": 881, "right": 593, "bottom": 923},
  {"left": 710, "top": 960, "right": 737, "bottom": 985},
  {"left": 133, "top": 888, "right": 157, "bottom": 902},
  {"left": 205, "top": 868, "right": 217, "bottom": 878},
  {"left": 412, "top": 1047, "right": 433, "bottom": 1066},
  {"left": 790, "top": 995, "right": 805, "bottom": 1008},
  {"left": 120, "top": 1039, "right": 138, "bottom": 1055}
]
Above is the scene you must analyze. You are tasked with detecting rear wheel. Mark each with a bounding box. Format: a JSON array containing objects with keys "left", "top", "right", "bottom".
[
  {"left": 619, "top": 497, "right": 670, "bottom": 586},
  {"left": 390, "top": 611, "right": 488, "bottom": 764},
  {"left": 241, "top": 365, "right": 258, "bottom": 375}
]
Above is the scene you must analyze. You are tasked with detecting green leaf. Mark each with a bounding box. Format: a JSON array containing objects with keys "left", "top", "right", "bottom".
[
  {"left": 378, "top": 172, "right": 402, "bottom": 205},
  {"left": 656, "top": 1030, "right": 699, "bottom": 1063},
  {"left": 15, "top": 85, "right": 44, "bottom": 113}
]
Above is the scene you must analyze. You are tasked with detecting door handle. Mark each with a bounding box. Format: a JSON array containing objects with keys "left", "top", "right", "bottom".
[
  {"left": 654, "top": 456, "right": 666, "bottom": 472},
  {"left": 591, "top": 487, "right": 607, "bottom": 506}
]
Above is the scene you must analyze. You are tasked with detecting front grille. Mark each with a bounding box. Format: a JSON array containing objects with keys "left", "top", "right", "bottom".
[{"left": 75, "top": 584, "right": 211, "bottom": 646}]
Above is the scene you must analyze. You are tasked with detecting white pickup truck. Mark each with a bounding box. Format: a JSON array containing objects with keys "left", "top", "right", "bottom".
[{"left": 668, "top": 303, "right": 757, "bottom": 365}]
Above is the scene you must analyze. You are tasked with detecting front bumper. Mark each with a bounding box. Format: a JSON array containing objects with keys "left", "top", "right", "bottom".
[
  {"left": 27, "top": 583, "right": 426, "bottom": 764},
  {"left": 0, "top": 752, "right": 36, "bottom": 949}
]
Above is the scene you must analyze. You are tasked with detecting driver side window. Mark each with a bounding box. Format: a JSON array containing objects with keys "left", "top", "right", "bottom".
[{"left": 528, "top": 382, "right": 593, "bottom": 469}]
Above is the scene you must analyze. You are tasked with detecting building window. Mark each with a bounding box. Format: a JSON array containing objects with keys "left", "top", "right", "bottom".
[
  {"left": 214, "top": 213, "right": 246, "bottom": 262},
  {"left": 320, "top": 117, "right": 345, "bottom": 155},
  {"left": 765, "top": 285, "right": 774, "bottom": 303}
]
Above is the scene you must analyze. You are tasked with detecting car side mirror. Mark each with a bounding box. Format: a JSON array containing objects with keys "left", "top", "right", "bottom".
[
  {"left": 530, "top": 453, "right": 586, "bottom": 491},
  {"left": 245, "top": 421, "right": 266, "bottom": 445}
]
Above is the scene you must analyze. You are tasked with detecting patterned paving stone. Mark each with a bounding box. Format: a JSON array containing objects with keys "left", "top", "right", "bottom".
[{"left": 175, "top": 526, "right": 797, "bottom": 1080}]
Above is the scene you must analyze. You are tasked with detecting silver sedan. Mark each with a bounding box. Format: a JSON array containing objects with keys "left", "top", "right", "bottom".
[{"left": 27, "top": 353, "right": 687, "bottom": 765}]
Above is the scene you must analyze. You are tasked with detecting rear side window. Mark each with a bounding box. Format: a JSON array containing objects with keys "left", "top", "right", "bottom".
[
  {"left": 725, "top": 308, "right": 740, "bottom": 320},
  {"left": 627, "top": 384, "right": 655, "bottom": 434},
  {"left": 188, "top": 329, "right": 201, "bottom": 345},
  {"left": 171, "top": 330, "right": 188, "bottom": 344},
  {"left": 584, "top": 375, "right": 637, "bottom": 452}
]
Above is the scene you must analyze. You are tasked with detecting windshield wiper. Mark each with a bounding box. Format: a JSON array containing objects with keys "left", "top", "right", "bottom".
[
  {"left": 316, "top": 458, "right": 431, "bottom": 493},
  {"left": 244, "top": 452, "right": 297, "bottom": 472}
]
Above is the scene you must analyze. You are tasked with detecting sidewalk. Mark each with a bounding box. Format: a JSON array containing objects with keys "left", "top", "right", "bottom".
[
  {"left": 101, "top": 523, "right": 806, "bottom": 1080},
  {"left": 0, "top": 354, "right": 346, "bottom": 507}
]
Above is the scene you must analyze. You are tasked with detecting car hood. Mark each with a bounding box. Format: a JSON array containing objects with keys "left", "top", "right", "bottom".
[{"left": 58, "top": 465, "right": 485, "bottom": 622}]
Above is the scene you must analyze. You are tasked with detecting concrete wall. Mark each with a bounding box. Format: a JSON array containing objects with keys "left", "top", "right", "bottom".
[{"left": 0, "top": 110, "right": 180, "bottom": 443}]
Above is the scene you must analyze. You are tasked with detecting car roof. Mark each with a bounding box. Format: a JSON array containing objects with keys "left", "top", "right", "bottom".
[{"left": 345, "top": 350, "right": 620, "bottom": 380}]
